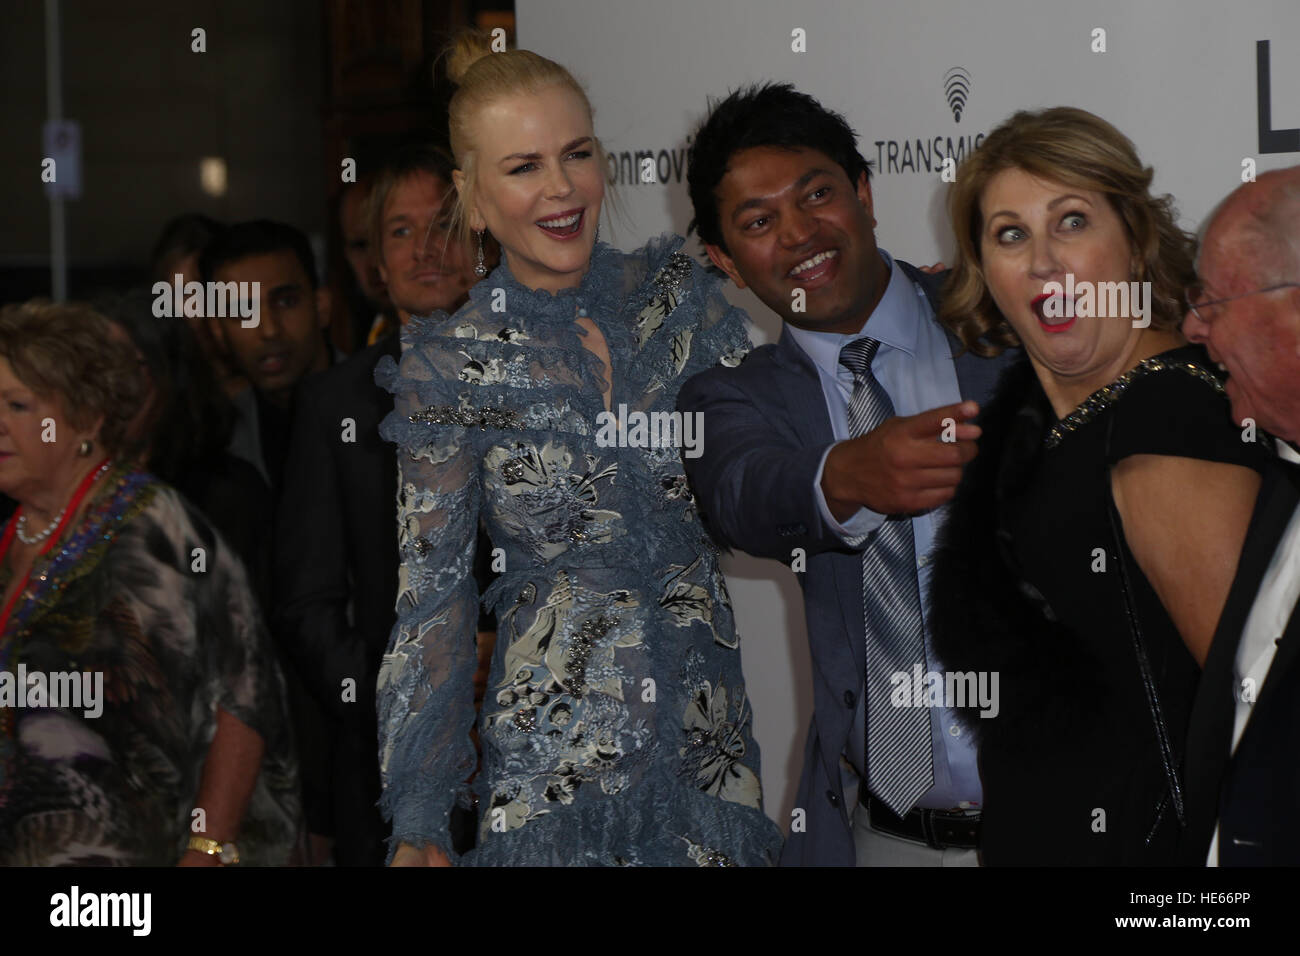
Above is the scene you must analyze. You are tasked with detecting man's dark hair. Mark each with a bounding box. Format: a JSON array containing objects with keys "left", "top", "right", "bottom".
[
  {"left": 150, "top": 213, "right": 221, "bottom": 281},
  {"left": 200, "top": 219, "right": 319, "bottom": 288},
  {"left": 687, "top": 83, "right": 873, "bottom": 252}
]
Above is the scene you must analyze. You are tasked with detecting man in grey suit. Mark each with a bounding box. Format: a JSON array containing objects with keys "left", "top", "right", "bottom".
[{"left": 679, "top": 84, "right": 1016, "bottom": 866}]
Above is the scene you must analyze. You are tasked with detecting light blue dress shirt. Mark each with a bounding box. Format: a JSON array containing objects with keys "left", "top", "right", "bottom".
[{"left": 787, "top": 249, "right": 981, "bottom": 810}]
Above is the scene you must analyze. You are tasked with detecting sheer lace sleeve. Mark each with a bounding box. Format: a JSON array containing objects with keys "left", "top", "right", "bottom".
[{"left": 375, "top": 320, "right": 483, "bottom": 862}]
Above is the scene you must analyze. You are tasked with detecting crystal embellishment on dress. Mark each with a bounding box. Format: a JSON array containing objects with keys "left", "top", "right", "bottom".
[
  {"left": 1045, "top": 357, "right": 1224, "bottom": 449},
  {"left": 502, "top": 457, "right": 527, "bottom": 483},
  {"left": 681, "top": 836, "right": 736, "bottom": 867},
  {"left": 635, "top": 252, "right": 693, "bottom": 348},
  {"left": 660, "top": 474, "right": 693, "bottom": 503},
  {"left": 565, "top": 615, "right": 615, "bottom": 697},
  {"left": 409, "top": 402, "right": 521, "bottom": 430}
]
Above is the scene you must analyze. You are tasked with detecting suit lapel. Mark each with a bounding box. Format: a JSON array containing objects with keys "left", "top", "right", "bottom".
[
  {"left": 1238, "top": 461, "right": 1300, "bottom": 723},
  {"left": 773, "top": 328, "right": 867, "bottom": 680},
  {"left": 896, "top": 258, "right": 1013, "bottom": 406},
  {"left": 1182, "top": 459, "right": 1300, "bottom": 856},
  {"left": 772, "top": 327, "right": 833, "bottom": 447}
]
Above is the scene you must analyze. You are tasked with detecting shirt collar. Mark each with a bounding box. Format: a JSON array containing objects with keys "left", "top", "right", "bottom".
[{"left": 785, "top": 248, "right": 924, "bottom": 380}]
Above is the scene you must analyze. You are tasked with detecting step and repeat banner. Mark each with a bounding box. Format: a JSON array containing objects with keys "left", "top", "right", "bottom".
[{"left": 518, "top": 0, "right": 1300, "bottom": 825}]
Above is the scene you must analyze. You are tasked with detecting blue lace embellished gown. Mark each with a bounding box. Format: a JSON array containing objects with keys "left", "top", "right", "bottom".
[{"left": 374, "top": 235, "right": 784, "bottom": 866}]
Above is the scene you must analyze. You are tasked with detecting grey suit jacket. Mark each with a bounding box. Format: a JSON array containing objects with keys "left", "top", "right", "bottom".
[{"left": 677, "top": 261, "right": 1016, "bottom": 866}]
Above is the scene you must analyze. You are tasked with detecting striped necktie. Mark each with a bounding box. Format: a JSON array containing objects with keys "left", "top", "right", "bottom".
[{"left": 839, "top": 336, "right": 934, "bottom": 817}]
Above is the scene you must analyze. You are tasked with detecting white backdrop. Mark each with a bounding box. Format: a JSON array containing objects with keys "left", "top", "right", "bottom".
[{"left": 517, "top": 0, "right": 1300, "bottom": 826}]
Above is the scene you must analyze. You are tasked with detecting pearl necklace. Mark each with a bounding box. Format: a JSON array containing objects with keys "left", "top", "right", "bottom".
[{"left": 14, "top": 461, "right": 112, "bottom": 546}]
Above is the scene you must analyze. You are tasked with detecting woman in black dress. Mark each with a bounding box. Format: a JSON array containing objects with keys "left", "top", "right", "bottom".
[{"left": 930, "top": 107, "right": 1273, "bottom": 864}]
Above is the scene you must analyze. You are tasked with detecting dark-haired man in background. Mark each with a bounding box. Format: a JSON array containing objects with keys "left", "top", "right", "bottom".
[
  {"left": 678, "top": 83, "right": 1015, "bottom": 866},
  {"left": 201, "top": 219, "right": 333, "bottom": 494},
  {"left": 201, "top": 218, "right": 335, "bottom": 862}
]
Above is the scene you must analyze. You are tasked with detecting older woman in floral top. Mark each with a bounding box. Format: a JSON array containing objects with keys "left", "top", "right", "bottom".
[{"left": 0, "top": 300, "right": 301, "bottom": 866}]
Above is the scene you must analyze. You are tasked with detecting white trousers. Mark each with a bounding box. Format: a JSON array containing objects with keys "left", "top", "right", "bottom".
[{"left": 852, "top": 801, "right": 981, "bottom": 867}]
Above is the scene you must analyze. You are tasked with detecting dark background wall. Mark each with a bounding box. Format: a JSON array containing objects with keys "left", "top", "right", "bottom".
[
  {"left": 1, "top": 0, "right": 514, "bottom": 352},
  {"left": 2, "top": 0, "right": 326, "bottom": 288}
]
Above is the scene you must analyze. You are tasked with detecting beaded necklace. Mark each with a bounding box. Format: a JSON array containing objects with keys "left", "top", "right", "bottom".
[
  {"left": 0, "top": 459, "right": 112, "bottom": 634},
  {"left": 0, "top": 462, "right": 153, "bottom": 812}
]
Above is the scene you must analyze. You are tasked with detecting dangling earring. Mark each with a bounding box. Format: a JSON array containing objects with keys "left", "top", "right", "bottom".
[
  {"left": 78, "top": 439, "right": 93, "bottom": 457},
  {"left": 474, "top": 231, "right": 487, "bottom": 278}
]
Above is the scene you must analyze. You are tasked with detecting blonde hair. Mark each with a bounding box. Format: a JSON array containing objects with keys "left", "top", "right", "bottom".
[
  {"left": 939, "top": 107, "right": 1195, "bottom": 356},
  {"left": 443, "top": 30, "right": 614, "bottom": 248}
]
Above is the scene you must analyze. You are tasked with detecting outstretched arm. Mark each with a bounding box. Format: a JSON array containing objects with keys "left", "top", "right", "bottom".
[
  {"left": 678, "top": 369, "right": 849, "bottom": 562},
  {"left": 679, "top": 369, "right": 980, "bottom": 560}
]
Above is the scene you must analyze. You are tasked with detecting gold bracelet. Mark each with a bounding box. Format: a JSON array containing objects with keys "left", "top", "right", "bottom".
[{"left": 187, "top": 836, "right": 240, "bottom": 865}]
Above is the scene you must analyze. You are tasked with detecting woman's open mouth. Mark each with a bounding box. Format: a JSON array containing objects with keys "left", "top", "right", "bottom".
[
  {"left": 536, "top": 209, "right": 585, "bottom": 239},
  {"left": 1032, "top": 293, "right": 1076, "bottom": 333}
]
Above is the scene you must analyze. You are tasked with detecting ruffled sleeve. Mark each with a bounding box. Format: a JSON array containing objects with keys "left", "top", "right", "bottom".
[{"left": 374, "top": 316, "right": 485, "bottom": 862}]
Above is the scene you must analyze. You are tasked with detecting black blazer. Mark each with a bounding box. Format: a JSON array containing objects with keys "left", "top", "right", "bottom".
[
  {"left": 274, "top": 334, "right": 403, "bottom": 724},
  {"left": 1181, "top": 457, "right": 1300, "bottom": 864}
]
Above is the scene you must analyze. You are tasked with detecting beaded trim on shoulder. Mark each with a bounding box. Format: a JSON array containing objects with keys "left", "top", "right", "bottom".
[
  {"left": 409, "top": 403, "right": 522, "bottom": 429},
  {"left": 1044, "top": 356, "right": 1225, "bottom": 449}
]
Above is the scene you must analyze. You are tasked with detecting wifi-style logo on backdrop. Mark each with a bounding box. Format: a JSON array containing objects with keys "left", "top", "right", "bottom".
[{"left": 943, "top": 67, "right": 971, "bottom": 123}]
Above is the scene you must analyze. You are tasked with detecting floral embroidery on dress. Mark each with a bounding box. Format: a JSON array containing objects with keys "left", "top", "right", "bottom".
[
  {"left": 679, "top": 675, "right": 762, "bottom": 810},
  {"left": 484, "top": 442, "right": 621, "bottom": 556},
  {"left": 635, "top": 252, "right": 693, "bottom": 348},
  {"left": 458, "top": 351, "right": 512, "bottom": 385},
  {"left": 681, "top": 836, "right": 737, "bottom": 867},
  {"left": 477, "top": 572, "right": 654, "bottom": 840},
  {"left": 375, "top": 235, "right": 781, "bottom": 865},
  {"left": 669, "top": 327, "right": 693, "bottom": 375},
  {"left": 719, "top": 346, "right": 749, "bottom": 367},
  {"left": 659, "top": 555, "right": 716, "bottom": 631},
  {"left": 453, "top": 322, "right": 529, "bottom": 343}
]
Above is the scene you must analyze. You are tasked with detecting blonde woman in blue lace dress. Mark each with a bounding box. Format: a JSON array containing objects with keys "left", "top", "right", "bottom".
[{"left": 375, "top": 33, "right": 783, "bottom": 866}]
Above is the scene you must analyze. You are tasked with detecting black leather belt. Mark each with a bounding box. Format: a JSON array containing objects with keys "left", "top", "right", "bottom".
[{"left": 863, "top": 794, "right": 982, "bottom": 850}]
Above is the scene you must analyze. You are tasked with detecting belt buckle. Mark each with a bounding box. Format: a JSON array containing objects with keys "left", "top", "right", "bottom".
[{"left": 929, "top": 810, "right": 980, "bottom": 850}]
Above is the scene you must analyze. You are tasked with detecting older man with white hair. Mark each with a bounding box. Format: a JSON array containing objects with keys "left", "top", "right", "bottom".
[{"left": 1180, "top": 166, "right": 1300, "bottom": 865}]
